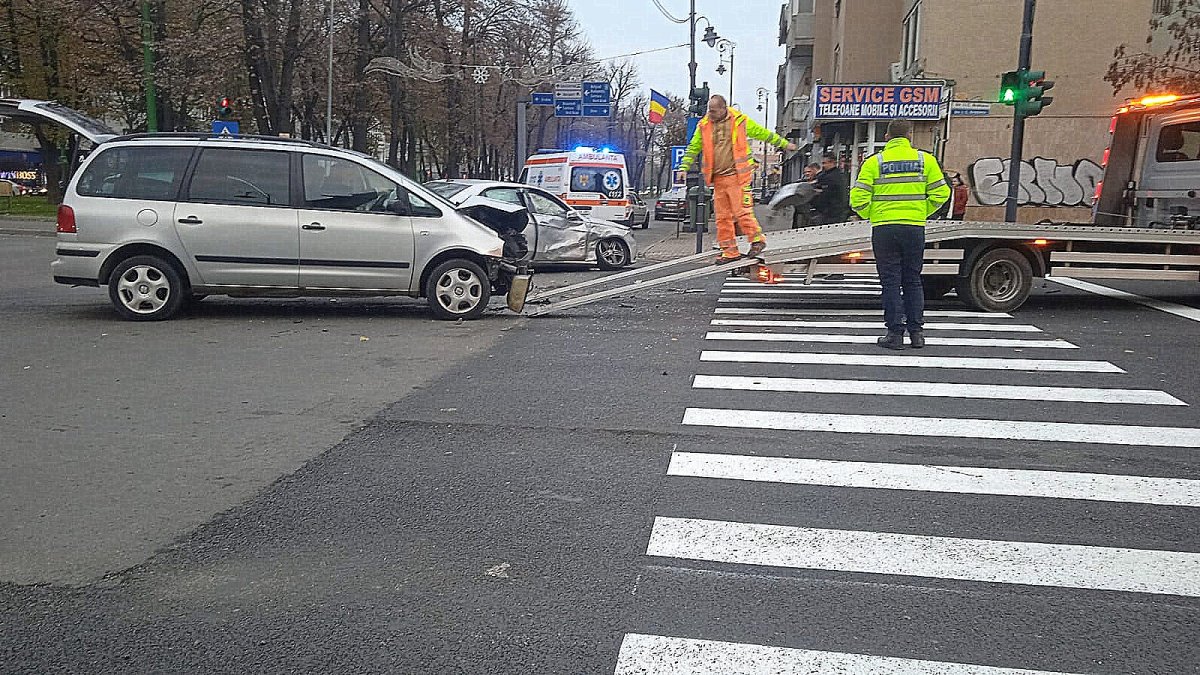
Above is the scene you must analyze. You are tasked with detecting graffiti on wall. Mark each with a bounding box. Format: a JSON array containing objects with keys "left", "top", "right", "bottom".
[{"left": 968, "top": 157, "right": 1104, "bottom": 207}]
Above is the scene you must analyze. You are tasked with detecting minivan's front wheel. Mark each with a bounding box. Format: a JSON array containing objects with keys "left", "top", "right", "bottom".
[
  {"left": 597, "top": 238, "right": 631, "bottom": 270},
  {"left": 108, "top": 255, "right": 186, "bottom": 321},
  {"left": 426, "top": 259, "right": 491, "bottom": 320}
]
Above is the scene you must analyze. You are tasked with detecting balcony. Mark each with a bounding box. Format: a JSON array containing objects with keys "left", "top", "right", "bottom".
[{"left": 788, "top": 11, "right": 815, "bottom": 48}]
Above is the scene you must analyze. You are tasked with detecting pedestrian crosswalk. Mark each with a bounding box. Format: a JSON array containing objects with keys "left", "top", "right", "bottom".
[{"left": 616, "top": 273, "right": 1199, "bottom": 674}]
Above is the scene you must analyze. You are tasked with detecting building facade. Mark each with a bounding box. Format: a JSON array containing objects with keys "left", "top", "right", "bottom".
[{"left": 776, "top": 0, "right": 1162, "bottom": 222}]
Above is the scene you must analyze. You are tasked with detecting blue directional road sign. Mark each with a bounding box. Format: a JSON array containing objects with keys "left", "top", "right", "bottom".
[
  {"left": 212, "top": 120, "right": 239, "bottom": 136},
  {"left": 582, "top": 104, "right": 611, "bottom": 117},
  {"left": 532, "top": 92, "right": 555, "bottom": 106},
  {"left": 554, "top": 99, "right": 582, "bottom": 117},
  {"left": 670, "top": 145, "right": 687, "bottom": 170},
  {"left": 582, "top": 81, "right": 611, "bottom": 105}
]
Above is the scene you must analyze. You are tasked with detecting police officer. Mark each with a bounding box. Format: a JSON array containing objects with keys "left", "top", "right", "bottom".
[{"left": 849, "top": 119, "right": 951, "bottom": 350}]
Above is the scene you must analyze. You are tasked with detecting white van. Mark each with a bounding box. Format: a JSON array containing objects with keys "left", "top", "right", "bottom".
[{"left": 521, "top": 148, "right": 632, "bottom": 224}]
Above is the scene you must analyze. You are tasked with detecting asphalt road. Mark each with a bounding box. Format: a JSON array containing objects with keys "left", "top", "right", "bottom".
[{"left": 2, "top": 223, "right": 1198, "bottom": 673}]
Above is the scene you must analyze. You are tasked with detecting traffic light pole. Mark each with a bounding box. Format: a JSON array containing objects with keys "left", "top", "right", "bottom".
[
  {"left": 140, "top": 0, "right": 157, "bottom": 133},
  {"left": 1005, "top": 0, "right": 1036, "bottom": 223}
]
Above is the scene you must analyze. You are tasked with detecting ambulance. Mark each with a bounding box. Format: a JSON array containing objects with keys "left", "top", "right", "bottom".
[{"left": 521, "top": 148, "right": 633, "bottom": 225}]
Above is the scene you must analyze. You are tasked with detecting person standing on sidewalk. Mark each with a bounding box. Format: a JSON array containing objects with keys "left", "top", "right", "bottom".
[
  {"left": 811, "top": 153, "right": 851, "bottom": 225},
  {"left": 679, "top": 95, "right": 797, "bottom": 263},
  {"left": 849, "top": 119, "right": 951, "bottom": 350}
]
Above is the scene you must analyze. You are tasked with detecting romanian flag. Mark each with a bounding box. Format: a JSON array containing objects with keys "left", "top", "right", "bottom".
[{"left": 648, "top": 89, "right": 669, "bottom": 125}]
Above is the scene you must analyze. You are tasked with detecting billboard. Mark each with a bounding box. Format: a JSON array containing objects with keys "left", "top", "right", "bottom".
[{"left": 814, "top": 84, "right": 944, "bottom": 120}]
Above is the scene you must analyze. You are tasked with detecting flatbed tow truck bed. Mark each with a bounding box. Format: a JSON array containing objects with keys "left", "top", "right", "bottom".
[{"left": 525, "top": 220, "right": 1200, "bottom": 317}]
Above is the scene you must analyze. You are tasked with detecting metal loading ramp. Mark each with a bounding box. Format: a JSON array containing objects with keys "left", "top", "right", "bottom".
[{"left": 524, "top": 220, "right": 1200, "bottom": 317}]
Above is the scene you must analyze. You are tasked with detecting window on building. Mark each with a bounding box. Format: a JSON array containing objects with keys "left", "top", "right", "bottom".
[
  {"left": 902, "top": 1, "right": 922, "bottom": 72},
  {"left": 1156, "top": 121, "right": 1200, "bottom": 163},
  {"left": 1154, "top": 0, "right": 1173, "bottom": 15}
]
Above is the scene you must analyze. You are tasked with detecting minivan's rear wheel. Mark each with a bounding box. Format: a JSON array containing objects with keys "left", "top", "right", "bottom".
[
  {"left": 426, "top": 259, "right": 490, "bottom": 320},
  {"left": 108, "top": 255, "right": 186, "bottom": 321},
  {"left": 597, "top": 238, "right": 631, "bottom": 270}
]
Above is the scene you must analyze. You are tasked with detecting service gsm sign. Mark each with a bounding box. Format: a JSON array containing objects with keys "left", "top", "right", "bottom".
[{"left": 814, "top": 84, "right": 944, "bottom": 120}]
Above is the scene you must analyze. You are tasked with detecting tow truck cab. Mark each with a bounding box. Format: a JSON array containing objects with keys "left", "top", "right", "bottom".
[{"left": 1096, "top": 93, "right": 1200, "bottom": 230}]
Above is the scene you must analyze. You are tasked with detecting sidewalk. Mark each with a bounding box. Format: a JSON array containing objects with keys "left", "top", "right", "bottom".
[
  {"left": 639, "top": 205, "right": 794, "bottom": 262},
  {"left": 0, "top": 217, "right": 55, "bottom": 238}
]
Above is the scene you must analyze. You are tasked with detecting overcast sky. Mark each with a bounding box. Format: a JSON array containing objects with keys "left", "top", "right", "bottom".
[{"left": 567, "top": 0, "right": 784, "bottom": 120}]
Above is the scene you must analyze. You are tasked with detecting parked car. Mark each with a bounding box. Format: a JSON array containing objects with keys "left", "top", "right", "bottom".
[
  {"left": 627, "top": 192, "right": 651, "bottom": 229},
  {"left": 0, "top": 178, "right": 26, "bottom": 196},
  {"left": 425, "top": 179, "right": 638, "bottom": 270},
  {"left": 51, "top": 133, "right": 531, "bottom": 321},
  {"left": 654, "top": 187, "right": 687, "bottom": 221}
]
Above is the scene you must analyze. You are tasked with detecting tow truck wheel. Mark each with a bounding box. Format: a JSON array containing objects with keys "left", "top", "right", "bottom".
[
  {"left": 959, "top": 248, "right": 1033, "bottom": 313},
  {"left": 426, "top": 259, "right": 491, "bottom": 320}
]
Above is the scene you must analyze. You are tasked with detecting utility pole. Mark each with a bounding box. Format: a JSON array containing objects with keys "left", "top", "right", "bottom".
[
  {"left": 1005, "top": 0, "right": 1036, "bottom": 223},
  {"left": 325, "top": 0, "right": 335, "bottom": 144},
  {"left": 139, "top": 0, "right": 158, "bottom": 132}
]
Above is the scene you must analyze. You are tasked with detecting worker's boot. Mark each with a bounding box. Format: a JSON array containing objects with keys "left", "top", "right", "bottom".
[
  {"left": 747, "top": 240, "right": 767, "bottom": 258},
  {"left": 715, "top": 254, "right": 740, "bottom": 266},
  {"left": 908, "top": 330, "right": 926, "bottom": 349},
  {"left": 877, "top": 331, "right": 906, "bottom": 350}
]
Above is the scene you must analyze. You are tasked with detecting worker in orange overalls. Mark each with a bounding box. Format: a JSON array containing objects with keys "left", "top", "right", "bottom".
[{"left": 679, "top": 95, "right": 798, "bottom": 263}]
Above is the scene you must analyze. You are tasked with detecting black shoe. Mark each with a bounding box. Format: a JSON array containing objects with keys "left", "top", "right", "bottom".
[
  {"left": 877, "top": 332, "right": 906, "bottom": 350},
  {"left": 909, "top": 330, "right": 926, "bottom": 349},
  {"left": 747, "top": 241, "right": 766, "bottom": 258},
  {"left": 715, "top": 255, "right": 740, "bottom": 265}
]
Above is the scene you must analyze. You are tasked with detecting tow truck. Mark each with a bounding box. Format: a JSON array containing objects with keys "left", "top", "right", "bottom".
[{"left": 528, "top": 93, "right": 1200, "bottom": 317}]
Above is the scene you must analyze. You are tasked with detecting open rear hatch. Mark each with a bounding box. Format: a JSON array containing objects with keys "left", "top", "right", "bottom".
[{"left": 0, "top": 99, "right": 117, "bottom": 145}]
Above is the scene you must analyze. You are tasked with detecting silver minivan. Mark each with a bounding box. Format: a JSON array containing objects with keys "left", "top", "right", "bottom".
[{"left": 52, "top": 134, "right": 531, "bottom": 321}]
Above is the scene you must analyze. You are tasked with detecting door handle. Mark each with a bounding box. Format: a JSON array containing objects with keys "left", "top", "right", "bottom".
[
  {"left": 177, "top": 216, "right": 203, "bottom": 225},
  {"left": 302, "top": 222, "right": 326, "bottom": 231}
]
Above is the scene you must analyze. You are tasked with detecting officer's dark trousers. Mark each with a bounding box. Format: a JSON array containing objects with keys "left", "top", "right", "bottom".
[{"left": 872, "top": 223, "right": 925, "bottom": 333}]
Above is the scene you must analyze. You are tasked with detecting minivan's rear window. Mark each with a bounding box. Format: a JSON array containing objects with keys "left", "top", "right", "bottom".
[{"left": 76, "top": 146, "right": 192, "bottom": 200}]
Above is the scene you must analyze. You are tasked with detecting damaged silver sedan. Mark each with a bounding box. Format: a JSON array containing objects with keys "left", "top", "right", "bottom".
[{"left": 425, "top": 179, "right": 638, "bottom": 270}]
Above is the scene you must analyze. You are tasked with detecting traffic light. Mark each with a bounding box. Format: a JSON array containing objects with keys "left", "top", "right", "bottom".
[
  {"left": 998, "top": 69, "right": 1055, "bottom": 119},
  {"left": 217, "top": 96, "right": 233, "bottom": 119},
  {"left": 999, "top": 71, "right": 1020, "bottom": 105},
  {"left": 1018, "top": 69, "right": 1054, "bottom": 118},
  {"left": 689, "top": 82, "right": 710, "bottom": 117}
]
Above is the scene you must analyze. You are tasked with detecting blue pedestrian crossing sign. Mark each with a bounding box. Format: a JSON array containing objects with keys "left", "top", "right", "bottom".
[{"left": 211, "top": 120, "right": 240, "bottom": 136}]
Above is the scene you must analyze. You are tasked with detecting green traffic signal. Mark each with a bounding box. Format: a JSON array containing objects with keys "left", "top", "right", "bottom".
[
  {"left": 998, "top": 69, "right": 1055, "bottom": 118},
  {"left": 999, "top": 71, "right": 1021, "bottom": 105}
]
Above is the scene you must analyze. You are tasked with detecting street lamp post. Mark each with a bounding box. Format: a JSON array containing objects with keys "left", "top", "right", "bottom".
[
  {"left": 715, "top": 39, "right": 735, "bottom": 104},
  {"left": 757, "top": 86, "right": 771, "bottom": 200}
]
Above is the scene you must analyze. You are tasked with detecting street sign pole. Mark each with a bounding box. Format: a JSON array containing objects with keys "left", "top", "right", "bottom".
[
  {"left": 1005, "top": 0, "right": 1036, "bottom": 223},
  {"left": 515, "top": 98, "right": 528, "bottom": 179}
]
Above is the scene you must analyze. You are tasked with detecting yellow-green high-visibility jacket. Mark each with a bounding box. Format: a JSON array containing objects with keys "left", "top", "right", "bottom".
[{"left": 849, "top": 138, "right": 951, "bottom": 226}]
